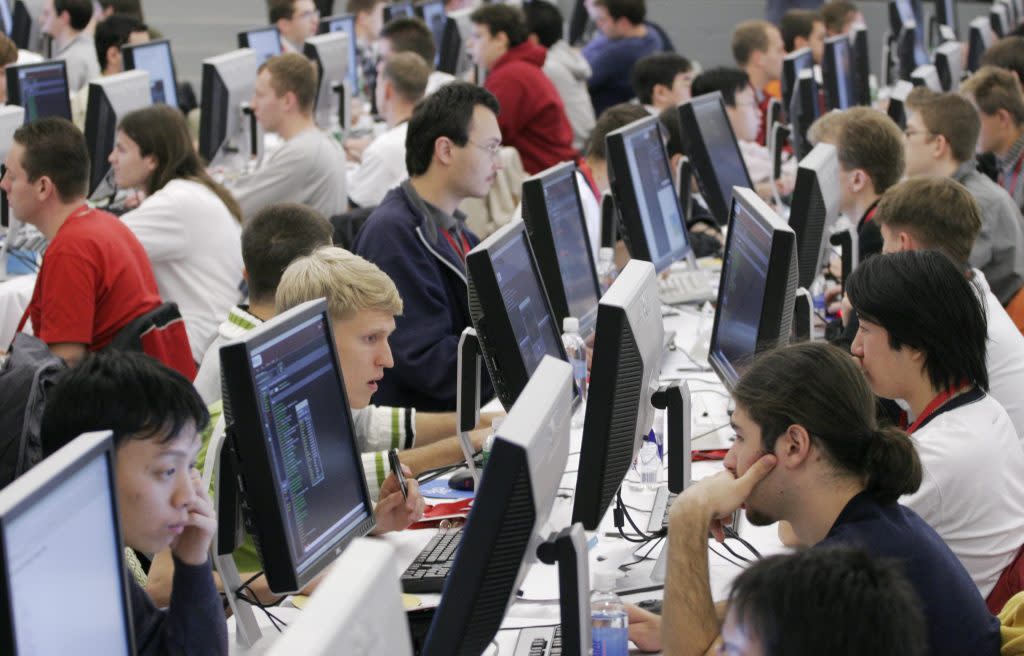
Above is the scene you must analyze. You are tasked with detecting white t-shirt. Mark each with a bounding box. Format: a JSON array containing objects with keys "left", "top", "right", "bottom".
[
  {"left": 348, "top": 121, "right": 408, "bottom": 208},
  {"left": 900, "top": 391, "right": 1024, "bottom": 597},
  {"left": 973, "top": 269, "right": 1024, "bottom": 442},
  {"left": 121, "top": 179, "right": 244, "bottom": 361}
]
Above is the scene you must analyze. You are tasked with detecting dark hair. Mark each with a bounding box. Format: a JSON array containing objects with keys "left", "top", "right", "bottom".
[
  {"left": 13, "top": 118, "right": 89, "bottom": 202},
  {"left": 98, "top": 0, "right": 144, "bottom": 20},
  {"left": 584, "top": 102, "right": 650, "bottom": 160},
  {"left": 981, "top": 35, "right": 1024, "bottom": 83},
  {"left": 380, "top": 16, "right": 436, "bottom": 64},
  {"left": 691, "top": 66, "right": 751, "bottom": 107},
  {"left": 780, "top": 9, "right": 819, "bottom": 52},
  {"left": 846, "top": 250, "right": 989, "bottom": 393},
  {"left": 470, "top": 4, "right": 528, "bottom": 48},
  {"left": 592, "top": 0, "right": 645, "bottom": 24},
  {"left": 118, "top": 105, "right": 243, "bottom": 222},
  {"left": 405, "top": 81, "right": 500, "bottom": 176},
  {"left": 94, "top": 14, "right": 147, "bottom": 71},
  {"left": 55, "top": 0, "right": 94, "bottom": 31},
  {"left": 728, "top": 547, "right": 925, "bottom": 656},
  {"left": 267, "top": 0, "right": 298, "bottom": 23},
  {"left": 242, "top": 203, "right": 334, "bottom": 303},
  {"left": 631, "top": 53, "right": 693, "bottom": 105},
  {"left": 41, "top": 351, "right": 209, "bottom": 457},
  {"left": 820, "top": 0, "right": 860, "bottom": 35},
  {"left": 658, "top": 104, "right": 685, "bottom": 157},
  {"left": 523, "top": 0, "right": 563, "bottom": 48},
  {"left": 733, "top": 342, "right": 923, "bottom": 504}
]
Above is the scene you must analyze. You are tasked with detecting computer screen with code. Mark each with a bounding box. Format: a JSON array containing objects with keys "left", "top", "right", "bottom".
[
  {"left": 14, "top": 62, "right": 71, "bottom": 122},
  {"left": 623, "top": 125, "right": 688, "bottom": 271},
  {"left": 542, "top": 169, "right": 599, "bottom": 328}
]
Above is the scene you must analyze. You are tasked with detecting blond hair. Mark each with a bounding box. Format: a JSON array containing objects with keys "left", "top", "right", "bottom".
[
  {"left": 961, "top": 65, "right": 1024, "bottom": 125},
  {"left": 807, "top": 110, "right": 848, "bottom": 146},
  {"left": 276, "top": 246, "right": 403, "bottom": 319}
]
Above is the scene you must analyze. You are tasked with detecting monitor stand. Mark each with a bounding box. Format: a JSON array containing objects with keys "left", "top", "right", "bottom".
[
  {"left": 536, "top": 524, "right": 591, "bottom": 655},
  {"left": 793, "top": 288, "right": 813, "bottom": 342},
  {"left": 456, "top": 327, "right": 483, "bottom": 487},
  {"left": 768, "top": 121, "right": 791, "bottom": 214}
]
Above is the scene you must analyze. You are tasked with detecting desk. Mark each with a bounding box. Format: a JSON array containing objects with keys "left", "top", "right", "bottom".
[{"left": 0, "top": 274, "right": 34, "bottom": 346}]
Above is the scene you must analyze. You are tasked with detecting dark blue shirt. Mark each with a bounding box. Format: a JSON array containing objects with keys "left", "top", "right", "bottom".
[
  {"left": 582, "top": 24, "right": 667, "bottom": 115},
  {"left": 817, "top": 492, "right": 1001, "bottom": 656}
]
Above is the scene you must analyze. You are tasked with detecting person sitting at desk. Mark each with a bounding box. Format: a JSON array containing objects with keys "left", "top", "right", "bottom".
[
  {"left": 820, "top": 0, "right": 864, "bottom": 36},
  {"left": 39, "top": 0, "right": 100, "bottom": 92},
  {"left": 268, "top": 0, "right": 320, "bottom": 54},
  {"left": 1, "top": 118, "right": 187, "bottom": 369},
  {"left": 468, "top": 4, "right": 576, "bottom": 175},
  {"left": 903, "top": 86, "right": 1024, "bottom": 331},
  {"left": 352, "top": 82, "right": 500, "bottom": 411},
  {"left": 980, "top": 36, "right": 1024, "bottom": 85},
  {"left": 780, "top": 8, "right": 825, "bottom": 63},
  {"left": 731, "top": 20, "right": 785, "bottom": 145},
  {"left": 628, "top": 342, "right": 1001, "bottom": 656},
  {"left": 70, "top": 14, "right": 150, "bottom": 129},
  {"left": 376, "top": 17, "right": 455, "bottom": 96},
  {"left": 846, "top": 250, "right": 1024, "bottom": 605},
  {"left": 961, "top": 66, "right": 1024, "bottom": 216},
  {"left": 40, "top": 351, "right": 228, "bottom": 656},
  {"left": 227, "top": 53, "right": 349, "bottom": 222},
  {"left": 111, "top": 105, "right": 245, "bottom": 362},
  {"left": 347, "top": 52, "right": 429, "bottom": 208},
  {"left": 631, "top": 52, "right": 694, "bottom": 117},
  {"left": 349, "top": 0, "right": 387, "bottom": 97}
]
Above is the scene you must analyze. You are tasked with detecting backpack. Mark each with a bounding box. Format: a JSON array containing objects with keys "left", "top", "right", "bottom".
[{"left": 0, "top": 333, "right": 67, "bottom": 488}]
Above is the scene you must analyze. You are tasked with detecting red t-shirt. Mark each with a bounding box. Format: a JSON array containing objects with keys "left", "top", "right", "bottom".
[{"left": 26, "top": 206, "right": 161, "bottom": 350}]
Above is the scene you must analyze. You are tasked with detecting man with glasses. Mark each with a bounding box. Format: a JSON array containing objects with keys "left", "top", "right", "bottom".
[
  {"left": 903, "top": 86, "right": 1024, "bottom": 321},
  {"left": 353, "top": 82, "right": 501, "bottom": 411},
  {"left": 268, "top": 0, "right": 320, "bottom": 53}
]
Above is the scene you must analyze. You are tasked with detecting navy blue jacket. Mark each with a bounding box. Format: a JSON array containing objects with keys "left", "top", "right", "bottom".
[{"left": 353, "top": 184, "right": 493, "bottom": 411}]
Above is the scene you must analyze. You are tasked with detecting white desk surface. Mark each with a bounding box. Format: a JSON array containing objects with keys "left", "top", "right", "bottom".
[{"left": 0, "top": 273, "right": 35, "bottom": 346}]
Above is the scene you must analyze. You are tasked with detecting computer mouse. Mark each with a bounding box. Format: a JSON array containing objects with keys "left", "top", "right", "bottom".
[
  {"left": 637, "top": 598, "right": 662, "bottom": 615},
  {"left": 448, "top": 469, "right": 475, "bottom": 491}
]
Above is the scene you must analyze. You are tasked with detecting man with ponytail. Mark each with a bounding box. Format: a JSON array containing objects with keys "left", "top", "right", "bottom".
[
  {"left": 848, "top": 249, "right": 1024, "bottom": 612},
  {"left": 628, "top": 342, "right": 1000, "bottom": 656}
]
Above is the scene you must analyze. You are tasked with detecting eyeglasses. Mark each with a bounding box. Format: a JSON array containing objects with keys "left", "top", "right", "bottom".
[
  {"left": 904, "top": 128, "right": 933, "bottom": 140},
  {"left": 295, "top": 9, "right": 320, "bottom": 20},
  {"left": 466, "top": 139, "right": 503, "bottom": 159}
]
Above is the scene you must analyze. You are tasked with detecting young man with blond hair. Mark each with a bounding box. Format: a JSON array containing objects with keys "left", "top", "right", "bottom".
[
  {"left": 962, "top": 66, "right": 1024, "bottom": 213},
  {"left": 731, "top": 19, "right": 786, "bottom": 144}
]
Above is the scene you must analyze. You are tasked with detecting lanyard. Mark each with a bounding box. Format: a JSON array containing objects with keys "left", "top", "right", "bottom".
[
  {"left": 1001, "top": 151, "right": 1024, "bottom": 197},
  {"left": 900, "top": 384, "right": 969, "bottom": 435},
  {"left": 442, "top": 229, "right": 471, "bottom": 263},
  {"left": 863, "top": 204, "right": 878, "bottom": 224}
]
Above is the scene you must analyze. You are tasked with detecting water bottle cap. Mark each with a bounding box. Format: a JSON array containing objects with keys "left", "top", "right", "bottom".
[
  {"left": 599, "top": 247, "right": 614, "bottom": 260},
  {"left": 563, "top": 316, "right": 580, "bottom": 333},
  {"left": 592, "top": 568, "right": 619, "bottom": 591}
]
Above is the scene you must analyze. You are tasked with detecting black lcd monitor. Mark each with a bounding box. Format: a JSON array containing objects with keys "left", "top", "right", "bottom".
[
  {"left": 789, "top": 68, "right": 820, "bottom": 160},
  {"left": 521, "top": 161, "right": 602, "bottom": 339},
  {"left": 708, "top": 187, "right": 798, "bottom": 391},
  {"left": 933, "top": 40, "right": 962, "bottom": 91},
  {"left": 467, "top": 220, "right": 571, "bottom": 410},
  {"left": 571, "top": 260, "right": 662, "bottom": 530},
  {"left": 0, "top": 0, "right": 11, "bottom": 36},
  {"left": 384, "top": 1, "right": 415, "bottom": 22},
  {"left": 219, "top": 299, "right": 376, "bottom": 594},
  {"left": 122, "top": 39, "right": 180, "bottom": 107},
  {"left": 606, "top": 115, "right": 695, "bottom": 268},
  {"left": 0, "top": 432, "right": 134, "bottom": 654},
  {"left": 304, "top": 32, "right": 348, "bottom": 131},
  {"left": 787, "top": 143, "right": 840, "bottom": 290},
  {"left": 889, "top": 0, "right": 929, "bottom": 80},
  {"left": 823, "top": 34, "right": 855, "bottom": 111},
  {"left": 416, "top": 0, "right": 447, "bottom": 68},
  {"left": 887, "top": 79, "right": 913, "bottom": 129},
  {"left": 933, "top": 0, "right": 957, "bottom": 40},
  {"left": 10, "top": 1, "right": 29, "bottom": 50},
  {"left": 677, "top": 93, "right": 755, "bottom": 227},
  {"left": 421, "top": 356, "right": 577, "bottom": 655},
  {"left": 992, "top": 3, "right": 1011, "bottom": 39},
  {"left": 850, "top": 25, "right": 872, "bottom": 107},
  {"left": 5, "top": 60, "right": 71, "bottom": 123},
  {"left": 84, "top": 70, "right": 152, "bottom": 199},
  {"left": 781, "top": 47, "right": 814, "bottom": 119},
  {"left": 967, "top": 16, "right": 993, "bottom": 73},
  {"left": 198, "top": 49, "right": 259, "bottom": 167},
  {"left": 238, "top": 26, "right": 282, "bottom": 66},
  {"left": 910, "top": 63, "right": 942, "bottom": 90},
  {"left": 319, "top": 13, "right": 360, "bottom": 96}
]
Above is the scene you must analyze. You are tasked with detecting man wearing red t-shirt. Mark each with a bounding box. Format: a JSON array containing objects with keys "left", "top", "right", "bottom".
[{"left": 1, "top": 118, "right": 163, "bottom": 366}]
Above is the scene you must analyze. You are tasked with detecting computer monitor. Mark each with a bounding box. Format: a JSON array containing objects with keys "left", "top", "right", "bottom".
[
  {"left": 571, "top": 260, "right": 662, "bottom": 530},
  {"left": 467, "top": 220, "right": 571, "bottom": 409},
  {"left": 440, "top": 7, "right": 476, "bottom": 77},
  {"left": 383, "top": 1, "right": 415, "bottom": 22},
  {"left": 789, "top": 68, "right": 820, "bottom": 160},
  {"left": 521, "top": 161, "right": 602, "bottom": 339},
  {"left": 933, "top": 0, "right": 957, "bottom": 39},
  {"left": 887, "top": 79, "right": 914, "bottom": 129},
  {"left": 967, "top": 16, "right": 993, "bottom": 73},
  {"left": 822, "top": 34, "right": 855, "bottom": 111},
  {"left": 787, "top": 143, "right": 840, "bottom": 290},
  {"left": 416, "top": 0, "right": 447, "bottom": 68},
  {"left": 606, "top": 115, "right": 696, "bottom": 269},
  {"left": 304, "top": 32, "right": 349, "bottom": 132},
  {"left": 910, "top": 63, "right": 942, "bottom": 91},
  {"left": 933, "top": 40, "right": 962, "bottom": 91},
  {"left": 9, "top": 1, "right": 29, "bottom": 50},
  {"left": 219, "top": 298, "right": 376, "bottom": 594},
  {"left": 889, "top": 0, "right": 929, "bottom": 80},
  {"left": 781, "top": 47, "right": 814, "bottom": 120},
  {"left": 266, "top": 538, "right": 413, "bottom": 655},
  {"left": 0, "top": 0, "right": 11, "bottom": 36},
  {"left": 991, "top": 3, "right": 1011, "bottom": 39},
  {"left": 198, "top": 49, "right": 259, "bottom": 167},
  {"left": 84, "top": 70, "right": 152, "bottom": 199},
  {"left": 319, "top": 13, "right": 360, "bottom": 96},
  {"left": 121, "top": 39, "right": 180, "bottom": 107},
  {"left": 237, "top": 26, "right": 282, "bottom": 66},
  {"left": 1000, "top": 0, "right": 1018, "bottom": 30},
  {"left": 0, "top": 432, "right": 134, "bottom": 654},
  {"left": 5, "top": 60, "right": 71, "bottom": 123},
  {"left": 708, "top": 187, "right": 798, "bottom": 391},
  {"left": 421, "top": 355, "right": 574, "bottom": 655},
  {"left": 850, "top": 25, "right": 872, "bottom": 107}
]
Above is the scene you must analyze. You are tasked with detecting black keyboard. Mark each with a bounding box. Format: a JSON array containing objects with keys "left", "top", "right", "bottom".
[
  {"left": 400, "top": 527, "right": 463, "bottom": 593},
  {"left": 513, "top": 625, "right": 563, "bottom": 656}
]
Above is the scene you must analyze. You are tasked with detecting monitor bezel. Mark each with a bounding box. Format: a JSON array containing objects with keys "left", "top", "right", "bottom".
[{"left": 5, "top": 60, "right": 72, "bottom": 123}]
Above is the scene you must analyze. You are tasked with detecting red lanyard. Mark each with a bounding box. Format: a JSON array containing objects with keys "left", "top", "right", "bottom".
[
  {"left": 1001, "top": 152, "right": 1024, "bottom": 197},
  {"left": 442, "top": 229, "right": 471, "bottom": 263},
  {"left": 863, "top": 204, "right": 878, "bottom": 224},
  {"left": 901, "top": 384, "right": 968, "bottom": 435}
]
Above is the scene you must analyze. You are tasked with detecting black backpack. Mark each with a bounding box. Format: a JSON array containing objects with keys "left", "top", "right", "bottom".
[{"left": 0, "top": 333, "right": 66, "bottom": 488}]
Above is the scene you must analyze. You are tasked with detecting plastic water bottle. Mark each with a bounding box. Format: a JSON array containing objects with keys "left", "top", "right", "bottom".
[
  {"left": 636, "top": 430, "right": 661, "bottom": 489},
  {"left": 481, "top": 417, "right": 503, "bottom": 467},
  {"left": 562, "top": 317, "right": 588, "bottom": 428},
  {"left": 591, "top": 570, "right": 629, "bottom": 656},
  {"left": 596, "top": 247, "right": 619, "bottom": 294}
]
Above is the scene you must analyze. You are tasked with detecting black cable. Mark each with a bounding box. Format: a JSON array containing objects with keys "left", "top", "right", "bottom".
[
  {"left": 232, "top": 571, "right": 288, "bottom": 633},
  {"left": 724, "top": 526, "right": 763, "bottom": 560},
  {"left": 718, "top": 538, "right": 752, "bottom": 564},
  {"left": 708, "top": 543, "right": 743, "bottom": 568}
]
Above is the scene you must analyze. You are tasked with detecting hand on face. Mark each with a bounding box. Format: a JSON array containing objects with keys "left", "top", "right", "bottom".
[
  {"left": 170, "top": 470, "right": 217, "bottom": 566},
  {"left": 673, "top": 454, "right": 777, "bottom": 542},
  {"left": 372, "top": 464, "right": 425, "bottom": 534}
]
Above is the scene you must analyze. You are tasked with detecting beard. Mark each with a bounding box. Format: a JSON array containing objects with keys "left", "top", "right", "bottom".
[{"left": 744, "top": 507, "right": 776, "bottom": 527}]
